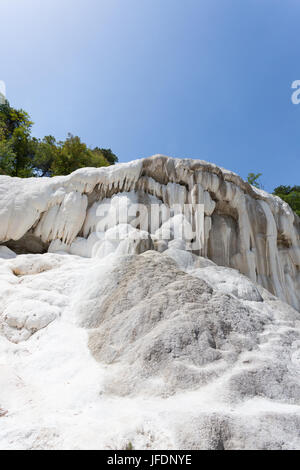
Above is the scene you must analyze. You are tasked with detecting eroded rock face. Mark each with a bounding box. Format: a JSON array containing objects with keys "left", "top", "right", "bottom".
[
  {"left": 0, "top": 249, "right": 299, "bottom": 449},
  {"left": 0, "top": 156, "right": 299, "bottom": 449},
  {"left": 0, "top": 155, "right": 299, "bottom": 310},
  {"left": 81, "top": 252, "right": 296, "bottom": 399}
]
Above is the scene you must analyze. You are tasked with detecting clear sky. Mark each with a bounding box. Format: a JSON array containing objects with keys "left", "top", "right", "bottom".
[{"left": 1, "top": 0, "right": 300, "bottom": 191}]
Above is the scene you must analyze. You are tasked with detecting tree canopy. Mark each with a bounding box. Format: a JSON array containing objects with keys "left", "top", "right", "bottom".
[
  {"left": 273, "top": 185, "right": 300, "bottom": 217},
  {"left": 0, "top": 102, "right": 118, "bottom": 177}
]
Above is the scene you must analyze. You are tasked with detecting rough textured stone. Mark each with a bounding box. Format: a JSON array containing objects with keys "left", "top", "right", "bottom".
[
  {"left": 0, "top": 156, "right": 299, "bottom": 450},
  {"left": 0, "top": 155, "right": 298, "bottom": 310}
]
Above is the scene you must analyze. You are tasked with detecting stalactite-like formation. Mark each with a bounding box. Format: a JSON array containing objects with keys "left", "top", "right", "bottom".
[{"left": 0, "top": 155, "right": 299, "bottom": 310}]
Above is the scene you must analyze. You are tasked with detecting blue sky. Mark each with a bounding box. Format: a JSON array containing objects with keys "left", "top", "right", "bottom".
[{"left": 1, "top": 0, "right": 300, "bottom": 191}]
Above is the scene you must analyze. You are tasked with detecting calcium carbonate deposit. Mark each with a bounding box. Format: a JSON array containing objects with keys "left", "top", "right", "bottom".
[{"left": 0, "top": 155, "right": 299, "bottom": 449}]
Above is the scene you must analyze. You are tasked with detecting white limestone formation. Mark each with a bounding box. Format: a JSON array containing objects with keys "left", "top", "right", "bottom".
[
  {"left": 0, "top": 155, "right": 299, "bottom": 450},
  {"left": 0, "top": 155, "right": 299, "bottom": 310},
  {"left": 0, "top": 249, "right": 299, "bottom": 449}
]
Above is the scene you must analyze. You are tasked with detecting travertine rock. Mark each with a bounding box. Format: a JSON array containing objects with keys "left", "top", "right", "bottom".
[
  {"left": 0, "top": 250, "right": 299, "bottom": 449},
  {"left": 0, "top": 155, "right": 299, "bottom": 310},
  {"left": 0, "top": 156, "right": 299, "bottom": 450}
]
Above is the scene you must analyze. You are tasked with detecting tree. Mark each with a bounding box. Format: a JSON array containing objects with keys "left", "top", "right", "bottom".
[
  {"left": 273, "top": 185, "right": 300, "bottom": 217},
  {"left": 93, "top": 147, "right": 118, "bottom": 165},
  {"left": 32, "top": 135, "right": 58, "bottom": 177},
  {"left": 10, "top": 127, "right": 37, "bottom": 177},
  {"left": 87, "top": 147, "right": 111, "bottom": 168},
  {"left": 32, "top": 135, "right": 113, "bottom": 177},
  {"left": 0, "top": 140, "right": 15, "bottom": 175},
  {"left": 273, "top": 185, "right": 292, "bottom": 196},
  {"left": 0, "top": 102, "right": 34, "bottom": 176},
  {"left": 0, "top": 102, "right": 32, "bottom": 140},
  {"left": 50, "top": 134, "right": 111, "bottom": 176},
  {"left": 0, "top": 102, "right": 118, "bottom": 177},
  {"left": 247, "top": 172, "right": 263, "bottom": 189},
  {"left": 50, "top": 134, "right": 89, "bottom": 176}
]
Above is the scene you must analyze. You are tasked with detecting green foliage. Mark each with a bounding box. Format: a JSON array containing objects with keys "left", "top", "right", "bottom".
[
  {"left": 93, "top": 147, "right": 118, "bottom": 165},
  {"left": 0, "top": 140, "right": 15, "bottom": 175},
  {"left": 0, "top": 102, "right": 118, "bottom": 177},
  {"left": 0, "top": 102, "right": 33, "bottom": 140},
  {"left": 48, "top": 134, "right": 89, "bottom": 176},
  {"left": 32, "top": 135, "right": 59, "bottom": 177},
  {"left": 273, "top": 185, "right": 300, "bottom": 217},
  {"left": 247, "top": 172, "right": 263, "bottom": 189},
  {"left": 50, "top": 134, "right": 110, "bottom": 176},
  {"left": 0, "top": 102, "right": 34, "bottom": 176}
]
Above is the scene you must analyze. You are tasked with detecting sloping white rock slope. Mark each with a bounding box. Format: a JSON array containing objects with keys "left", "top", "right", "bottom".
[{"left": 0, "top": 155, "right": 299, "bottom": 449}]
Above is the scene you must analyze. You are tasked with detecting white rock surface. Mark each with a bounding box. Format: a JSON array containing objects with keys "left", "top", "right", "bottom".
[
  {"left": 0, "top": 155, "right": 299, "bottom": 310},
  {"left": 0, "top": 156, "right": 299, "bottom": 450},
  {"left": 0, "top": 250, "right": 299, "bottom": 449}
]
